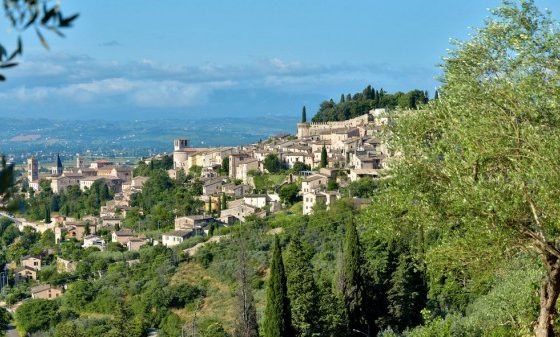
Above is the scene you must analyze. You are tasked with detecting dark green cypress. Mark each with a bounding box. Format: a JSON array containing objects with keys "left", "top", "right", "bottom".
[
  {"left": 434, "top": 90, "right": 439, "bottom": 100},
  {"left": 320, "top": 144, "right": 328, "bottom": 168},
  {"left": 44, "top": 205, "right": 50, "bottom": 223},
  {"left": 284, "top": 238, "right": 319, "bottom": 337},
  {"left": 301, "top": 106, "right": 307, "bottom": 123},
  {"left": 340, "top": 94, "right": 345, "bottom": 103},
  {"left": 221, "top": 192, "right": 227, "bottom": 210},
  {"left": 263, "top": 236, "right": 293, "bottom": 337},
  {"left": 336, "top": 218, "right": 365, "bottom": 332},
  {"left": 387, "top": 254, "right": 427, "bottom": 330}
]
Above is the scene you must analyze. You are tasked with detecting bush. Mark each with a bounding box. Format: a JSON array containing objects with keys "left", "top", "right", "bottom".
[{"left": 15, "top": 299, "right": 60, "bottom": 334}]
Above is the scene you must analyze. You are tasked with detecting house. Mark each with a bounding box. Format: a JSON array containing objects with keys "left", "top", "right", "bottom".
[
  {"left": 56, "top": 257, "right": 77, "bottom": 273},
  {"left": 101, "top": 216, "right": 122, "bottom": 228},
  {"left": 111, "top": 167, "right": 133, "bottom": 182},
  {"left": 202, "top": 177, "right": 225, "bottom": 196},
  {"left": 222, "top": 183, "right": 251, "bottom": 198},
  {"left": 15, "top": 266, "right": 38, "bottom": 281},
  {"left": 131, "top": 176, "right": 150, "bottom": 188},
  {"left": 282, "top": 152, "right": 313, "bottom": 169},
  {"left": 31, "top": 284, "right": 64, "bottom": 300},
  {"left": 353, "top": 154, "right": 383, "bottom": 170},
  {"left": 65, "top": 222, "right": 97, "bottom": 241},
  {"left": 162, "top": 230, "right": 193, "bottom": 247},
  {"left": 235, "top": 158, "right": 259, "bottom": 184},
  {"left": 50, "top": 174, "right": 82, "bottom": 193},
  {"left": 80, "top": 176, "right": 123, "bottom": 193},
  {"left": 220, "top": 204, "right": 261, "bottom": 223},
  {"left": 90, "top": 159, "right": 114, "bottom": 169},
  {"left": 83, "top": 235, "right": 106, "bottom": 251},
  {"left": 127, "top": 238, "right": 150, "bottom": 251},
  {"left": 301, "top": 174, "right": 328, "bottom": 193},
  {"left": 21, "top": 255, "right": 42, "bottom": 271},
  {"left": 243, "top": 195, "right": 269, "bottom": 209},
  {"left": 349, "top": 168, "right": 379, "bottom": 182},
  {"left": 302, "top": 191, "right": 341, "bottom": 215},
  {"left": 112, "top": 230, "right": 137, "bottom": 245},
  {"left": 175, "top": 215, "right": 214, "bottom": 231}
]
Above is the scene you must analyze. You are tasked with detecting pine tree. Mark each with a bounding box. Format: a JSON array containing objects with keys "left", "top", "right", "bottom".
[
  {"left": 301, "top": 106, "right": 307, "bottom": 123},
  {"left": 346, "top": 94, "right": 352, "bottom": 102},
  {"left": 340, "top": 94, "right": 345, "bottom": 103},
  {"left": 335, "top": 219, "right": 365, "bottom": 333},
  {"left": 320, "top": 144, "right": 328, "bottom": 168},
  {"left": 284, "top": 238, "right": 319, "bottom": 337},
  {"left": 234, "top": 239, "right": 259, "bottom": 337},
  {"left": 263, "top": 236, "right": 293, "bottom": 337}
]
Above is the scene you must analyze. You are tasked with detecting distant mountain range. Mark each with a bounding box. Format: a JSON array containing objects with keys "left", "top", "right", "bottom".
[{"left": 0, "top": 115, "right": 298, "bottom": 164}]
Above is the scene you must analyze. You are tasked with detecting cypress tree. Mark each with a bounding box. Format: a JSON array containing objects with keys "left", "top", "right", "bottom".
[
  {"left": 284, "top": 237, "right": 319, "bottom": 337},
  {"left": 221, "top": 192, "right": 227, "bottom": 210},
  {"left": 320, "top": 144, "right": 328, "bottom": 168},
  {"left": 434, "top": 89, "right": 439, "bottom": 100},
  {"left": 44, "top": 205, "right": 50, "bottom": 223},
  {"left": 234, "top": 239, "right": 259, "bottom": 337},
  {"left": 346, "top": 94, "right": 352, "bottom": 102},
  {"left": 335, "top": 218, "right": 365, "bottom": 333},
  {"left": 340, "top": 94, "right": 345, "bottom": 103},
  {"left": 387, "top": 254, "right": 427, "bottom": 330},
  {"left": 208, "top": 196, "right": 212, "bottom": 214},
  {"left": 263, "top": 236, "right": 293, "bottom": 337},
  {"left": 301, "top": 106, "right": 307, "bottom": 123}
]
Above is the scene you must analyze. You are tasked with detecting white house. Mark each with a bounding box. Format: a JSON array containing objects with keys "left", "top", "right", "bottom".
[
  {"left": 82, "top": 235, "right": 106, "bottom": 251},
  {"left": 162, "top": 230, "right": 193, "bottom": 247}
]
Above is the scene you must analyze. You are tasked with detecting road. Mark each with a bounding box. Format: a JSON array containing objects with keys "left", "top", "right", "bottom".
[
  {"left": 0, "top": 211, "right": 55, "bottom": 233},
  {"left": 5, "top": 325, "right": 18, "bottom": 337},
  {"left": 0, "top": 212, "right": 21, "bottom": 226}
]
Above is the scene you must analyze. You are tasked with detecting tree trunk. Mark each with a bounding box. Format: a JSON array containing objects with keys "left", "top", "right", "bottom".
[{"left": 535, "top": 253, "right": 560, "bottom": 337}]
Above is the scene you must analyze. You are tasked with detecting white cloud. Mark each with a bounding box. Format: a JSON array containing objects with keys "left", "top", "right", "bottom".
[
  {"left": 0, "top": 78, "right": 235, "bottom": 108},
  {"left": 0, "top": 53, "right": 436, "bottom": 118}
]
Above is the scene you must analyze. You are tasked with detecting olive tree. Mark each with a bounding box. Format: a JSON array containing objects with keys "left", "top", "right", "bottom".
[
  {"left": 0, "top": 0, "right": 78, "bottom": 80},
  {"left": 365, "top": 1, "right": 560, "bottom": 336}
]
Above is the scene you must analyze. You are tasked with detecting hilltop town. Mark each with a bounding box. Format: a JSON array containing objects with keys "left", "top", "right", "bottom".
[{"left": 2, "top": 107, "right": 390, "bottom": 311}]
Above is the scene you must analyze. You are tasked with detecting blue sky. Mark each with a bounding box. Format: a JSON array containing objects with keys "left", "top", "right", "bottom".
[{"left": 1, "top": 0, "right": 559, "bottom": 120}]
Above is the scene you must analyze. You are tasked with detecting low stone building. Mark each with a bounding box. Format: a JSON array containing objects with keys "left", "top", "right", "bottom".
[
  {"left": 21, "top": 255, "right": 42, "bottom": 271},
  {"left": 112, "top": 230, "right": 137, "bottom": 245},
  {"left": 31, "top": 284, "right": 64, "bottom": 300}
]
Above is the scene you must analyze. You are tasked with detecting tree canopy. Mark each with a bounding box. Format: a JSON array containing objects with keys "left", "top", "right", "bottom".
[{"left": 363, "top": 1, "right": 560, "bottom": 336}]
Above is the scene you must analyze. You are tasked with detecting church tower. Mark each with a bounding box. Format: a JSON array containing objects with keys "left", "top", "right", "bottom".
[
  {"left": 76, "top": 154, "right": 84, "bottom": 169},
  {"left": 27, "top": 156, "right": 38, "bottom": 182},
  {"left": 51, "top": 154, "right": 63, "bottom": 176},
  {"left": 297, "top": 122, "right": 311, "bottom": 139}
]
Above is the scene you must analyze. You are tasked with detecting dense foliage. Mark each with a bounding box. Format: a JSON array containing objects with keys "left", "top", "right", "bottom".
[
  {"left": 24, "top": 180, "right": 113, "bottom": 220},
  {"left": 128, "top": 162, "right": 203, "bottom": 231},
  {"left": 312, "top": 85, "right": 429, "bottom": 122}
]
